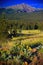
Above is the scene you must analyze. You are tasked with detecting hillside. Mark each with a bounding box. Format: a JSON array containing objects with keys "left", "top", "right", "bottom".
[{"left": 0, "top": 3, "right": 43, "bottom": 21}]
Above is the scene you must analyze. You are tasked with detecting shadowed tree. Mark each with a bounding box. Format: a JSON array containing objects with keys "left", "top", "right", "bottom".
[
  {"left": 29, "top": 25, "right": 32, "bottom": 30},
  {"left": 34, "top": 24, "right": 38, "bottom": 29}
]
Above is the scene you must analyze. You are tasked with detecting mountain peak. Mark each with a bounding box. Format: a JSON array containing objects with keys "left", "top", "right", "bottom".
[{"left": 6, "top": 3, "right": 36, "bottom": 12}]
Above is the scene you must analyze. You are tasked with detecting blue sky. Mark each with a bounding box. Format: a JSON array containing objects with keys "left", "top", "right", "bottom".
[{"left": 0, "top": 0, "right": 43, "bottom": 8}]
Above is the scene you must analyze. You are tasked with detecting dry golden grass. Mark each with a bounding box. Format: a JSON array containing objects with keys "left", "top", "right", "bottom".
[
  {"left": 21, "top": 30, "right": 41, "bottom": 34},
  {"left": 12, "top": 30, "right": 43, "bottom": 45},
  {"left": 0, "top": 30, "right": 43, "bottom": 49}
]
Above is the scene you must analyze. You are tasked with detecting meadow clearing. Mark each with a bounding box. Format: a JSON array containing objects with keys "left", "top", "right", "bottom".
[
  {"left": 1, "top": 30, "right": 43, "bottom": 52},
  {"left": 12, "top": 30, "right": 43, "bottom": 44}
]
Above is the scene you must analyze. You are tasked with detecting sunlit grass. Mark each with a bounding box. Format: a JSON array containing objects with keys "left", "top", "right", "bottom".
[
  {"left": 0, "top": 30, "right": 43, "bottom": 50},
  {"left": 21, "top": 30, "right": 41, "bottom": 34},
  {"left": 22, "top": 38, "right": 43, "bottom": 45},
  {"left": 12, "top": 30, "right": 43, "bottom": 45}
]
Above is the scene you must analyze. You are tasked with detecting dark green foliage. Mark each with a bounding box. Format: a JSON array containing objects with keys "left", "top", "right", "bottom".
[
  {"left": 29, "top": 25, "right": 32, "bottom": 30},
  {"left": 34, "top": 24, "right": 38, "bottom": 29}
]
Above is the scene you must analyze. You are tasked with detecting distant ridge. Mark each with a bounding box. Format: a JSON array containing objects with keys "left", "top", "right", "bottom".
[
  {"left": 6, "top": 3, "right": 36, "bottom": 12},
  {"left": 0, "top": 3, "right": 43, "bottom": 13},
  {"left": 6, "top": 3, "right": 43, "bottom": 12}
]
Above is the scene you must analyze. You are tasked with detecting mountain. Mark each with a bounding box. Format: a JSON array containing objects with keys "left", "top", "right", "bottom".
[
  {"left": 0, "top": 3, "right": 43, "bottom": 21},
  {"left": 6, "top": 3, "right": 36, "bottom": 12},
  {"left": 0, "top": 3, "right": 43, "bottom": 14}
]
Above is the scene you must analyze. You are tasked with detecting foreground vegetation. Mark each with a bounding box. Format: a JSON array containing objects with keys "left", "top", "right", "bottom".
[
  {"left": 0, "top": 29, "right": 43, "bottom": 65},
  {"left": 0, "top": 41, "right": 43, "bottom": 65}
]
